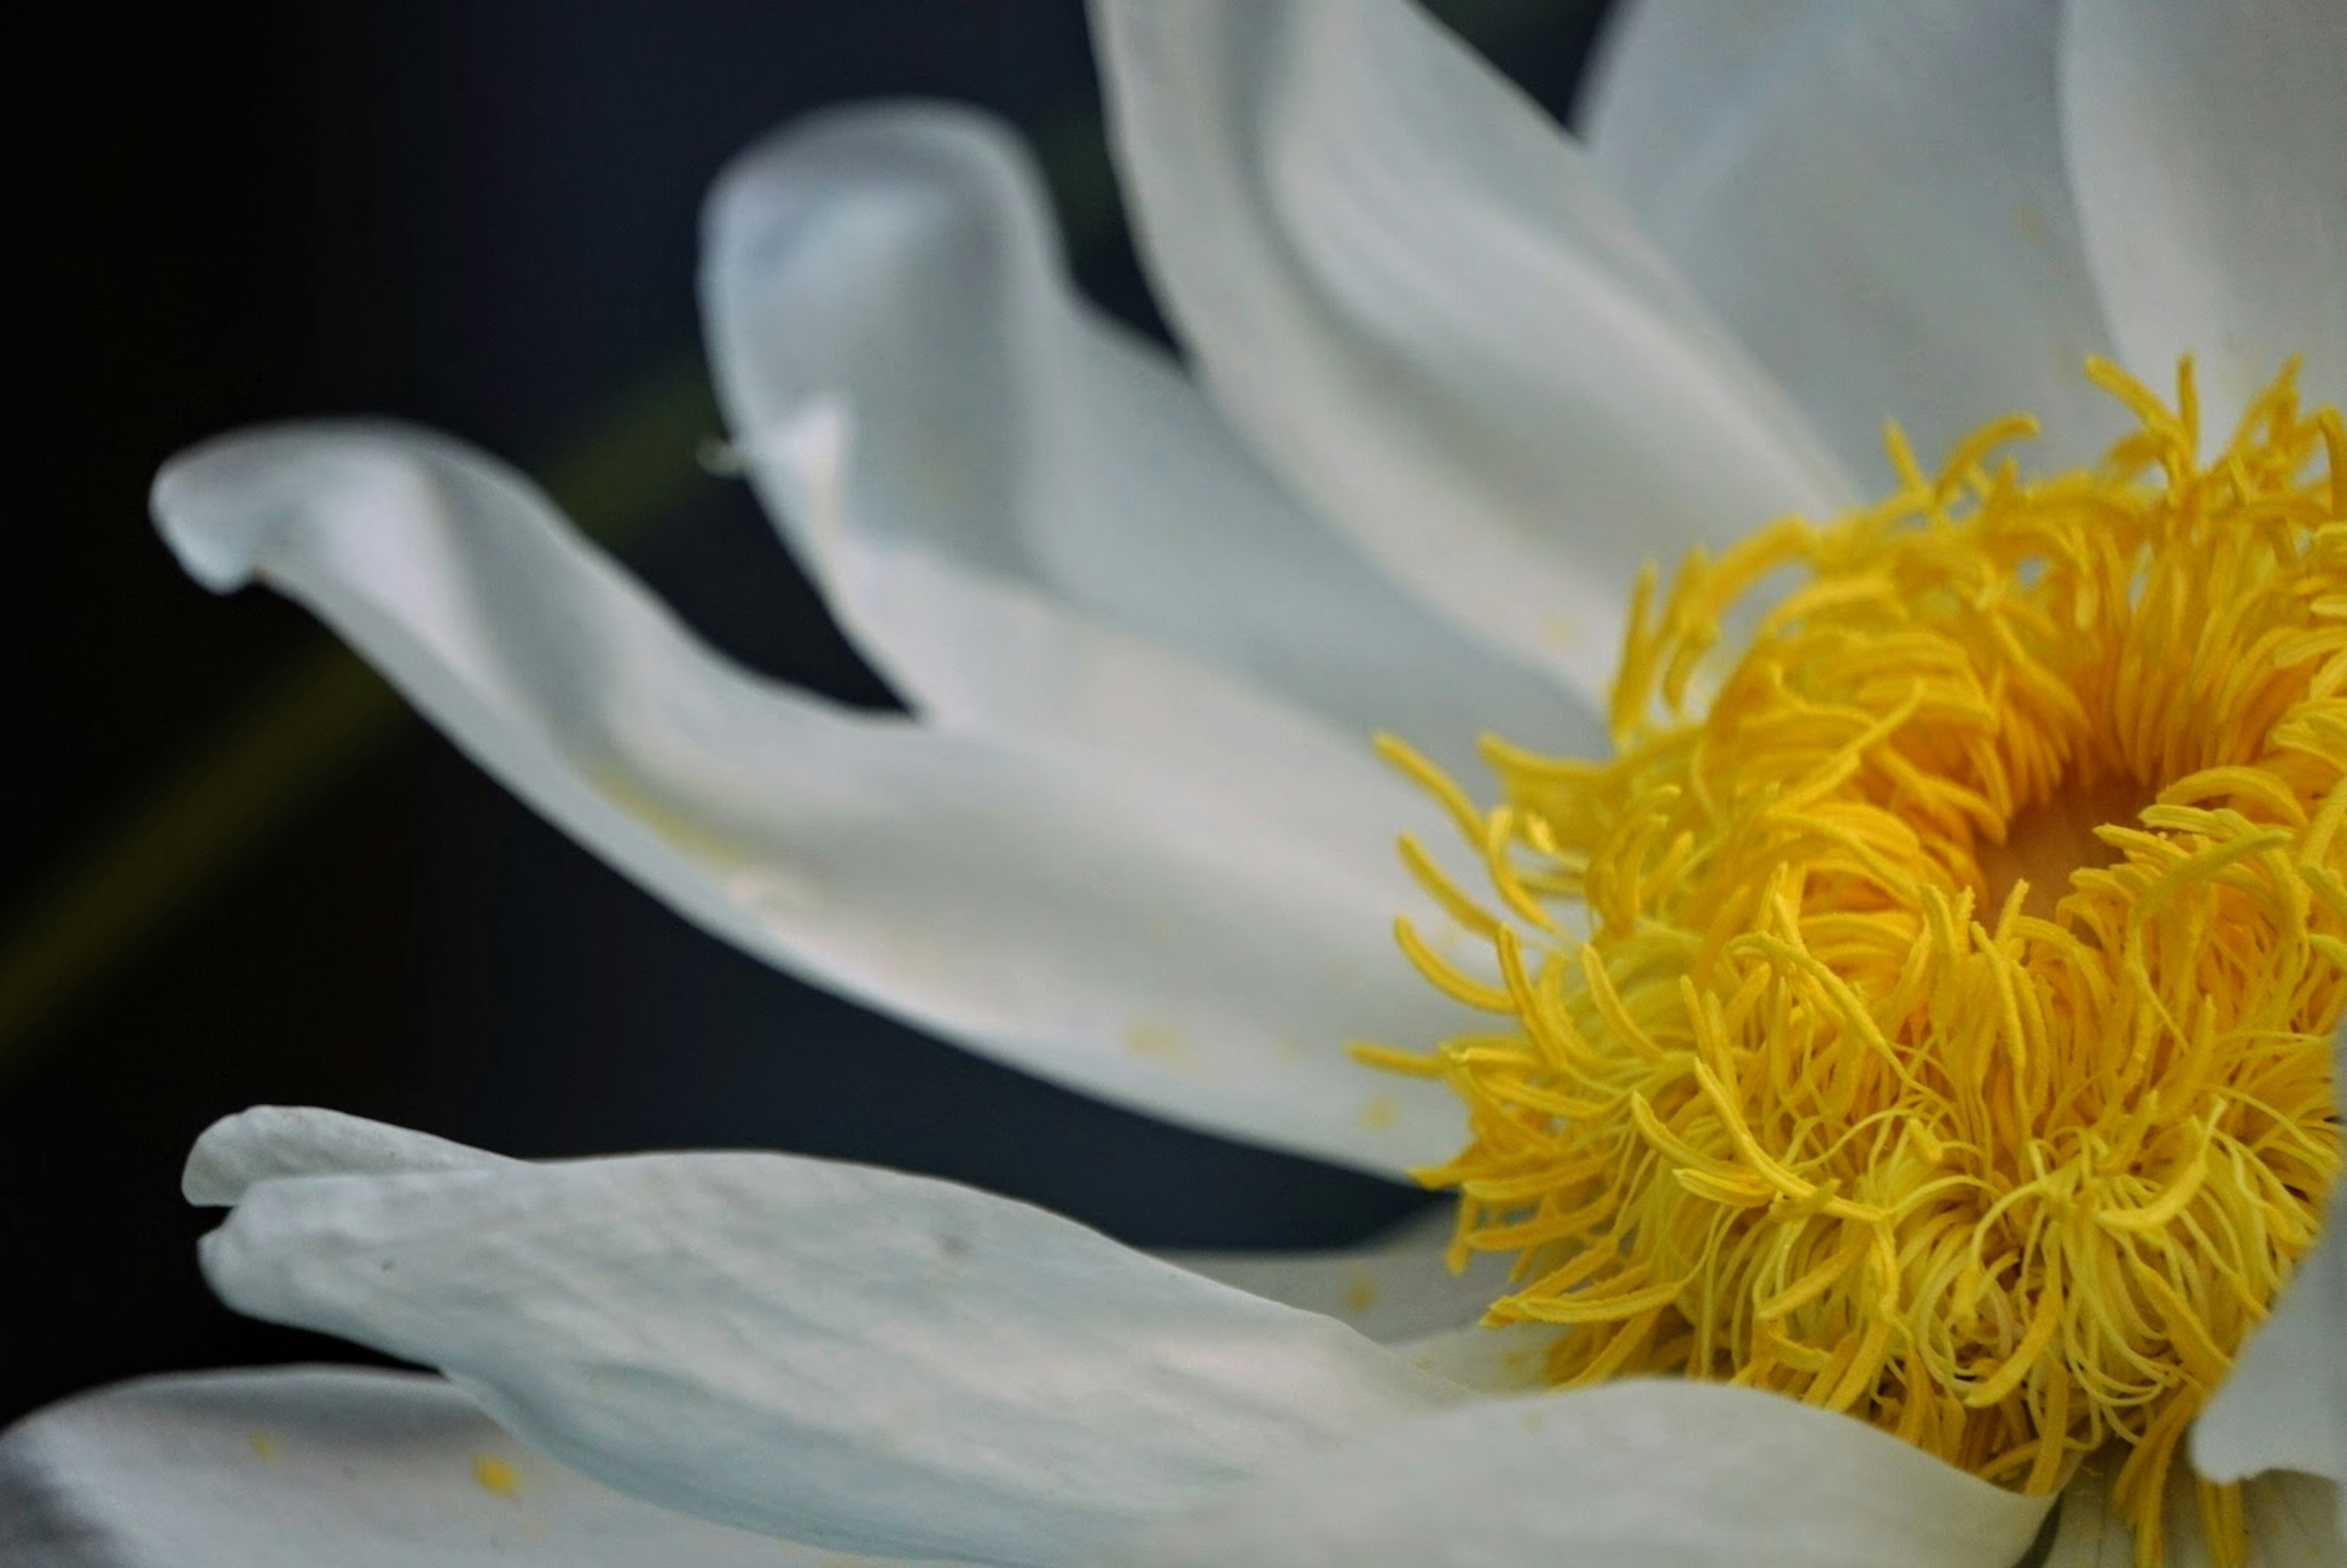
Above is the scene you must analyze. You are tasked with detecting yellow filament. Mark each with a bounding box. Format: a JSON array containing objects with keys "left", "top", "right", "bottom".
[{"left": 1386, "top": 362, "right": 2342, "bottom": 1568}]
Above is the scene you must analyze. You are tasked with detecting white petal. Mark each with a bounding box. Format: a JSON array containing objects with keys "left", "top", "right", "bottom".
[
  {"left": 725, "top": 403, "right": 1441, "bottom": 867},
  {"left": 0, "top": 1366, "right": 951, "bottom": 1567},
  {"left": 182, "top": 1104, "right": 508, "bottom": 1206},
  {"left": 2194, "top": 1017, "right": 2347, "bottom": 1532},
  {"left": 198, "top": 1123, "right": 1465, "bottom": 1566},
  {"left": 1169, "top": 1203, "right": 1514, "bottom": 1345},
  {"left": 1102, "top": 1380, "right": 2048, "bottom": 1567},
  {"left": 2234, "top": 1475, "right": 2346, "bottom": 1567},
  {"left": 2195, "top": 1233, "right": 2347, "bottom": 1516},
  {"left": 2044, "top": 1450, "right": 2342, "bottom": 1567},
  {"left": 152, "top": 424, "right": 1475, "bottom": 1178},
  {"left": 1390, "top": 1320, "right": 1562, "bottom": 1395},
  {"left": 2061, "top": 0, "right": 2347, "bottom": 435},
  {"left": 1574, "top": 0, "right": 1826, "bottom": 218},
  {"left": 1090, "top": 0, "right": 1857, "bottom": 707},
  {"left": 701, "top": 104, "right": 1604, "bottom": 781},
  {"left": 1582, "top": 0, "right": 2124, "bottom": 479}
]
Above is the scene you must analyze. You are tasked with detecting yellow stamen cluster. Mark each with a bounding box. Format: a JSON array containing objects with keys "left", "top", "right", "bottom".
[{"left": 1370, "top": 363, "right": 2343, "bottom": 1568}]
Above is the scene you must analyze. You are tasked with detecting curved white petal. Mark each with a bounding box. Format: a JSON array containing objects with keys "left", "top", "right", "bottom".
[
  {"left": 2061, "top": 0, "right": 2346, "bottom": 436},
  {"left": 1169, "top": 1203, "right": 1514, "bottom": 1345},
  {"left": 2194, "top": 1017, "right": 2347, "bottom": 1535},
  {"left": 0, "top": 1366, "right": 951, "bottom": 1567},
  {"left": 1583, "top": 0, "right": 2123, "bottom": 478},
  {"left": 152, "top": 425, "right": 1475, "bottom": 1178},
  {"left": 2044, "top": 1451, "right": 2341, "bottom": 1567},
  {"left": 1090, "top": 0, "right": 1857, "bottom": 707},
  {"left": 1102, "top": 1380, "right": 2049, "bottom": 1567},
  {"left": 182, "top": 1104, "right": 508, "bottom": 1205},
  {"left": 732, "top": 403, "right": 1445, "bottom": 865},
  {"left": 197, "top": 1124, "right": 1463, "bottom": 1567},
  {"left": 701, "top": 104, "right": 1603, "bottom": 780}
]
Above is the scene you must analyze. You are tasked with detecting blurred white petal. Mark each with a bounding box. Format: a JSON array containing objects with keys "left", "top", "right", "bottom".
[
  {"left": 1103, "top": 1380, "right": 2048, "bottom": 1567},
  {"left": 2043, "top": 1451, "right": 2341, "bottom": 1567},
  {"left": 153, "top": 425, "right": 1474, "bottom": 1177},
  {"left": 2193, "top": 1019, "right": 2347, "bottom": 1536},
  {"left": 702, "top": 104, "right": 1603, "bottom": 780},
  {"left": 1583, "top": 0, "right": 2122, "bottom": 478},
  {"left": 1091, "top": 0, "right": 1856, "bottom": 708},
  {"left": 1574, "top": 0, "right": 1823, "bottom": 222},
  {"left": 0, "top": 1366, "right": 953, "bottom": 1567},
  {"left": 198, "top": 1116, "right": 1463, "bottom": 1566},
  {"left": 2061, "top": 0, "right": 2346, "bottom": 434}
]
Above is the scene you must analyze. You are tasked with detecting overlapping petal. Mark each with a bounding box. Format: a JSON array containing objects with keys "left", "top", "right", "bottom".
[
  {"left": 700, "top": 103, "right": 1602, "bottom": 781},
  {"left": 2194, "top": 1019, "right": 2347, "bottom": 1536},
  {"left": 0, "top": 1368, "right": 942, "bottom": 1568},
  {"left": 152, "top": 426, "right": 1473, "bottom": 1178},
  {"left": 2043, "top": 1453, "right": 2341, "bottom": 1568},
  {"left": 1167, "top": 1202, "right": 1515, "bottom": 1345},
  {"left": 1581, "top": 0, "right": 2123, "bottom": 478},
  {"left": 193, "top": 1110, "right": 1463, "bottom": 1567},
  {"left": 1090, "top": 0, "right": 1856, "bottom": 706},
  {"left": 2060, "top": 0, "right": 2346, "bottom": 433},
  {"left": 1103, "top": 1380, "right": 2050, "bottom": 1567}
]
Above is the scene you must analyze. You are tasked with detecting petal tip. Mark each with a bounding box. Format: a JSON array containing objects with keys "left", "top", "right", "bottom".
[
  {"left": 150, "top": 430, "right": 287, "bottom": 593},
  {"left": 182, "top": 1104, "right": 504, "bottom": 1209},
  {"left": 699, "top": 98, "right": 1032, "bottom": 276},
  {"left": 151, "top": 421, "right": 454, "bottom": 596},
  {"left": 181, "top": 1107, "right": 280, "bottom": 1207}
]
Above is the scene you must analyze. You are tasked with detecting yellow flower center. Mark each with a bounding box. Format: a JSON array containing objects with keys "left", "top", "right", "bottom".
[{"left": 1365, "top": 362, "right": 2343, "bottom": 1568}]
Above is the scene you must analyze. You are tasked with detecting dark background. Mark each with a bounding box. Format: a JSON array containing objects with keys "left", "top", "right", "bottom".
[{"left": 7, "top": 1, "right": 1606, "bottom": 1424}]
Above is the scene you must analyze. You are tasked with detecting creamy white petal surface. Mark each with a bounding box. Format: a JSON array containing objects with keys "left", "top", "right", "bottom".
[
  {"left": 0, "top": 1367, "right": 951, "bottom": 1568},
  {"left": 1103, "top": 1380, "right": 2049, "bottom": 1567},
  {"left": 2043, "top": 1451, "right": 2342, "bottom": 1568},
  {"left": 700, "top": 104, "right": 1603, "bottom": 782},
  {"left": 1168, "top": 1203, "right": 1515, "bottom": 1344},
  {"left": 1390, "top": 1320, "right": 1563, "bottom": 1396},
  {"left": 2194, "top": 1019, "right": 2347, "bottom": 1536},
  {"left": 2061, "top": 0, "right": 2346, "bottom": 433},
  {"left": 1091, "top": 0, "right": 1856, "bottom": 706},
  {"left": 1573, "top": 0, "right": 1820, "bottom": 217},
  {"left": 152, "top": 427, "right": 1472, "bottom": 1178},
  {"left": 197, "top": 1119, "right": 1463, "bottom": 1566},
  {"left": 1582, "top": 0, "right": 2122, "bottom": 478}
]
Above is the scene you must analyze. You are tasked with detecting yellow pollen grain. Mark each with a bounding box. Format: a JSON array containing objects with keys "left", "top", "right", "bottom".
[
  {"left": 472, "top": 1454, "right": 521, "bottom": 1498},
  {"left": 1378, "top": 361, "right": 2343, "bottom": 1568},
  {"left": 248, "top": 1432, "right": 276, "bottom": 1461},
  {"left": 1123, "top": 1020, "right": 1192, "bottom": 1068}
]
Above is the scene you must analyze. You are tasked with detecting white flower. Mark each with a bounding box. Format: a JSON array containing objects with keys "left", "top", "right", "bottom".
[{"left": 6, "top": 2, "right": 2340, "bottom": 1566}]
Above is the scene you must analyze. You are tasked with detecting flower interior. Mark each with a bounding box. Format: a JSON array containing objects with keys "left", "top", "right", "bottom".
[{"left": 1365, "top": 362, "right": 2344, "bottom": 1568}]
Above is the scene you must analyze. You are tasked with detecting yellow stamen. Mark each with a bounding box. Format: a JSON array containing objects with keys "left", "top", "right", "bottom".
[{"left": 1384, "top": 362, "right": 2343, "bottom": 1568}]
